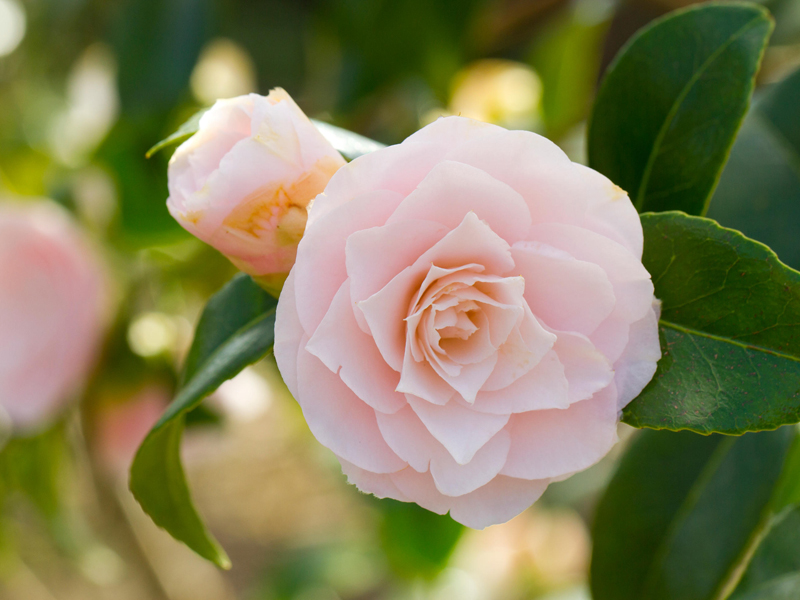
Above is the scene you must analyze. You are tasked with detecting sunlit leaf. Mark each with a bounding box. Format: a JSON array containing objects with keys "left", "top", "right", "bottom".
[{"left": 129, "top": 274, "right": 277, "bottom": 568}]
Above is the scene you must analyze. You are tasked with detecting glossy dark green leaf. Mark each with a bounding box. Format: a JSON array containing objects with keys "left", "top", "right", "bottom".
[
  {"left": 591, "top": 427, "right": 794, "bottom": 600},
  {"left": 707, "top": 65, "right": 800, "bottom": 269},
  {"left": 588, "top": 2, "right": 773, "bottom": 215},
  {"left": 146, "top": 108, "right": 208, "bottom": 158},
  {"left": 623, "top": 212, "right": 800, "bottom": 434},
  {"left": 377, "top": 498, "right": 464, "bottom": 580},
  {"left": 130, "top": 274, "right": 277, "bottom": 568},
  {"left": 730, "top": 504, "right": 800, "bottom": 600},
  {"left": 145, "top": 110, "right": 384, "bottom": 162}
]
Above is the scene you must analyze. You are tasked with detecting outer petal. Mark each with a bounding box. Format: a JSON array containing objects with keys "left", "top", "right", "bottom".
[
  {"left": 448, "top": 475, "right": 549, "bottom": 529},
  {"left": 294, "top": 189, "right": 404, "bottom": 335},
  {"left": 512, "top": 241, "right": 615, "bottom": 336},
  {"left": 305, "top": 280, "right": 406, "bottom": 414},
  {"left": 296, "top": 346, "right": 406, "bottom": 473},
  {"left": 339, "top": 458, "right": 410, "bottom": 502},
  {"left": 444, "top": 135, "right": 641, "bottom": 256},
  {"left": 501, "top": 382, "right": 619, "bottom": 480},
  {"left": 406, "top": 396, "right": 509, "bottom": 465},
  {"left": 274, "top": 269, "right": 303, "bottom": 398},
  {"left": 403, "top": 115, "right": 506, "bottom": 147},
  {"left": 551, "top": 329, "right": 614, "bottom": 404},
  {"left": 390, "top": 468, "right": 451, "bottom": 515},
  {"left": 614, "top": 302, "right": 662, "bottom": 409},
  {"left": 388, "top": 160, "right": 532, "bottom": 244},
  {"left": 429, "top": 430, "right": 511, "bottom": 497},
  {"left": 308, "top": 141, "right": 447, "bottom": 226}
]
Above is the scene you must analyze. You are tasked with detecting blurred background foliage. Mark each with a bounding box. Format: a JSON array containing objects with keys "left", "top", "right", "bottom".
[{"left": 0, "top": 0, "right": 799, "bottom": 598}]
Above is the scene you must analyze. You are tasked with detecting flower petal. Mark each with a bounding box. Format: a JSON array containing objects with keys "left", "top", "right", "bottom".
[
  {"left": 274, "top": 269, "right": 303, "bottom": 398},
  {"left": 468, "top": 351, "right": 570, "bottom": 414},
  {"left": 294, "top": 189, "right": 404, "bottom": 335},
  {"left": 500, "top": 383, "right": 619, "bottom": 480},
  {"left": 614, "top": 302, "right": 661, "bottom": 409},
  {"left": 512, "top": 241, "right": 615, "bottom": 336},
  {"left": 339, "top": 458, "right": 410, "bottom": 501},
  {"left": 448, "top": 475, "right": 549, "bottom": 529},
  {"left": 388, "top": 160, "right": 532, "bottom": 244},
  {"left": 407, "top": 396, "right": 509, "bottom": 464},
  {"left": 306, "top": 279, "right": 407, "bottom": 414},
  {"left": 296, "top": 345, "right": 406, "bottom": 473},
  {"left": 429, "top": 430, "right": 511, "bottom": 497}
]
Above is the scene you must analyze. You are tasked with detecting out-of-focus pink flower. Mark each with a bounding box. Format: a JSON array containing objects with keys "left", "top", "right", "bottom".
[
  {"left": 0, "top": 202, "right": 106, "bottom": 431},
  {"left": 95, "top": 385, "right": 167, "bottom": 473},
  {"left": 167, "top": 89, "right": 346, "bottom": 294},
  {"left": 274, "top": 116, "right": 661, "bottom": 528}
]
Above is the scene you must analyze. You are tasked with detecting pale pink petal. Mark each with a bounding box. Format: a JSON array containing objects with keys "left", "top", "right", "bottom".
[
  {"left": 444, "top": 137, "right": 641, "bottom": 256},
  {"left": 390, "top": 468, "right": 451, "bottom": 515},
  {"left": 404, "top": 115, "right": 505, "bottom": 147},
  {"left": 397, "top": 353, "right": 456, "bottom": 405},
  {"left": 388, "top": 161, "right": 532, "bottom": 244},
  {"left": 551, "top": 329, "right": 614, "bottom": 404},
  {"left": 469, "top": 351, "right": 570, "bottom": 414},
  {"left": 614, "top": 303, "right": 661, "bottom": 409},
  {"left": 430, "top": 430, "right": 511, "bottom": 497},
  {"left": 511, "top": 241, "right": 615, "bottom": 336},
  {"left": 376, "top": 405, "right": 442, "bottom": 472},
  {"left": 294, "top": 189, "right": 404, "bottom": 335},
  {"left": 274, "top": 269, "right": 303, "bottom": 398},
  {"left": 339, "top": 458, "right": 410, "bottom": 502},
  {"left": 500, "top": 383, "right": 619, "bottom": 480},
  {"left": 407, "top": 396, "right": 509, "bottom": 464},
  {"left": 296, "top": 346, "right": 406, "bottom": 473},
  {"left": 358, "top": 213, "right": 515, "bottom": 370},
  {"left": 448, "top": 476, "right": 549, "bottom": 529},
  {"left": 309, "top": 141, "right": 448, "bottom": 226},
  {"left": 482, "top": 305, "right": 556, "bottom": 391},
  {"left": 346, "top": 218, "right": 449, "bottom": 322},
  {"left": 305, "top": 280, "right": 406, "bottom": 414}
]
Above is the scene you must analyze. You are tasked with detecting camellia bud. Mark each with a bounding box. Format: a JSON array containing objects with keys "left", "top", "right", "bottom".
[{"left": 166, "top": 89, "right": 346, "bottom": 295}]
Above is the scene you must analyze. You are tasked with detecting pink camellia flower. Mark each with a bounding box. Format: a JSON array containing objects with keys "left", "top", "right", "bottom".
[
  {"left": 0, "top": 202, "right": 106, "bottom": 431},
  {"left": 167, "top": 89, "right": 346, "bottom": 294},
  {"left": 274, "top": 117, "right": 661, "bottom": 528}
]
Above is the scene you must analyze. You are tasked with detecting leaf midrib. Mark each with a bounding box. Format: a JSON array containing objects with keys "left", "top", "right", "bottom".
[
  {"left": 154, "top": 307, "right": 277, "bottom": 430},
  {"left": 660, "top": 320, "right": 800, "bottom": 364},
  {"left": 634, "top": 13, "right": 767, "bottom": 211}
]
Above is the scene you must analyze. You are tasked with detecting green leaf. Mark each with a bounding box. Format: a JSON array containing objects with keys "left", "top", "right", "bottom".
[
  {"left": 145, "top": 110, "right": 384, "bottom": 161},
  {"left": 591, "top": 427, "right": 795, "bottom": 600},
  {"left": 310, "top": 119, "right": 386, "bottom": 161},
  {"left": 145, "top": 108, "right": 208, "bottom": 158},
  {"left": 528, "top": 3, "right": 611, "bottom": 139},
  {"left": 707, "top": 66, "right": 800, "bottom": 269},
  {"left": 377, "top": 498, "right": 464, "bottom": 580},
  {"left": 588, "top": 2, "right": 773, "bottom": 215},
  {"left": 130, "top": 274, "right": 277, "bottom": 568},
  {"left": 730, "top": 504, "right": 800, "bottom": 600},
  {"left": 623, "top": 212, "right": 800, "bottom": 434}
]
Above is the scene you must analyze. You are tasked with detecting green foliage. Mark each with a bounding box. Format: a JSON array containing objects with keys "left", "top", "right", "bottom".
[
  {"left": 708, "top": 65, "right": 800, "bottom": 269},
  {"left": 529, "top": 3, "right": 610, "bottom": 139},
  {"left": 130, "top": 274, "right": 277, "bottom": 568},
  {"left": 591, "top": 427, "right": 795, "bottom": 600},
  {"left": 588, "top": 2, "right": 773, "bottom": 215},
  {"left": 377, "top": 499, "right": 464, "bottom": 580},
  {"left": 729, "top": 503, "right": 800, "bottom": 599},
  {"left": 622, "top": 212, "right": 800, "bottom": 434}
]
